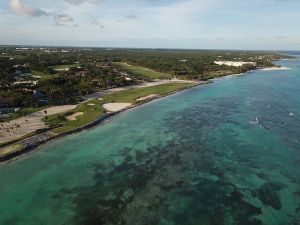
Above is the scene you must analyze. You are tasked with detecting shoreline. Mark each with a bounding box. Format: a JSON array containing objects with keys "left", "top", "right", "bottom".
[
  {"left": 0, "top": 82, "right": 206, "bottom": 163},
  {"left": 258, "top": 66, "right": 290, "bottom": 71},
  {"left": 0, "top": 63, "right": 288, "bottom": 163}
]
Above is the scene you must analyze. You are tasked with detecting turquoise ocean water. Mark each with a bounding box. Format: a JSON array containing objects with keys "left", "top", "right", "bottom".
[{"left": 0, "top": 57, "right": 300, "bottom": 225}]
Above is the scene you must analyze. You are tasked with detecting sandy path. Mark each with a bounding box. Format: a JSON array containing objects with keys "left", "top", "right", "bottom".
[{"left": 0, "top": 105, "right": 76, "bottom": 144}]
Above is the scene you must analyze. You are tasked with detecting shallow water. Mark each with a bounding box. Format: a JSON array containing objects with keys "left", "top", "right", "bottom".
[{"left": 0, "top": 58, "right": 300, "bottom": 225}]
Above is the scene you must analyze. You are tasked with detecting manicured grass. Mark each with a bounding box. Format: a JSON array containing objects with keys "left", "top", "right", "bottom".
[
  {"left": 49, "top": 64, "right": 79, "bottom": 71},
  {"left": 31, "top": 71, "right": 59, "bottom": 79},
  {"left": 115, "top": 62, "right": 172, "bottom": 80},
  {"left": 31, "top": 70, "right": 49, "bottom": 77},
  {"left": 46, "top": 99, "right": 105, "bottom": 134},
  {"left": 46, "top": 83, "right": 194, "bottom": 134},
  {"left": 103, "top": 83, "right": 193, "bottom": 104}
]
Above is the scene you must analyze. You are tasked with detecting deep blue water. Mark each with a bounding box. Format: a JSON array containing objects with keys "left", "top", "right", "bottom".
[{"left": 0, "top": 58, "right": 300, "bottom": 225}]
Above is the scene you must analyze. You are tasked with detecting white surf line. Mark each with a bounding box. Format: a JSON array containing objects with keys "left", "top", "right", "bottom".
[{"left": 249, "top": 116, "right": 262, "bottom": 128}]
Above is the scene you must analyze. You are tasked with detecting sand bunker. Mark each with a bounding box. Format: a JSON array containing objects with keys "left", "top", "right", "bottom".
[
  {"left": 66, "top": 112, "right": 84, "bottom": 121},
  {"left": 103, "top": 103, "right": 132, "bottom": 112},
  {"left": 136, "top": 94, "right": 159, "bottom": 101}
]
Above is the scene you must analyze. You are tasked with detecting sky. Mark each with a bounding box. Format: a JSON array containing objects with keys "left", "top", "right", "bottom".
[{"left": 0, "top": 0, "right": 300, "bottom": 50}]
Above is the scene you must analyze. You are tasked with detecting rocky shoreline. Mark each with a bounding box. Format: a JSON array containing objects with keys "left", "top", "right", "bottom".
[{"left": 0, "top": 82, "right": 205, "bottom": 163}]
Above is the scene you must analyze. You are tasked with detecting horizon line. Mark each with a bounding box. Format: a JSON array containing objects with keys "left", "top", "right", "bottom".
[{"left": 1, "top": 44, "right": 300, "bottom": 52}]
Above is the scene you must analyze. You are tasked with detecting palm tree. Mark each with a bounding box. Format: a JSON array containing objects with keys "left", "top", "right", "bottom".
[
  {"left": 16, "top": 124, "right": 21, "bottom": 133},
  {"left": 44, "top": 110, "right": 48, "bottom": 119}
]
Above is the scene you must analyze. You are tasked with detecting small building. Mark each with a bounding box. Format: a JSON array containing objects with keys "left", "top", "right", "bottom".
[
  {"left": 75, "top": 70, "right": 89, "bottom": 77},
  {"left": 33, "top": 91, "right": 50, "bottom": 105},
  {"left": 0, "top": 108, "right": 20, "bottom": 115},
  {"left": 13, "top": 80, "right": 38, "bottom": 86},
  {"left": 0, "top": 97, "right": 13, "bottom": 107}
]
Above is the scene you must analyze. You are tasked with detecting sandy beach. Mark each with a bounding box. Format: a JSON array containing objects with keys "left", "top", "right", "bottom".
[{"left": 0, "top": 105, "right": 76, "bottom": 145}]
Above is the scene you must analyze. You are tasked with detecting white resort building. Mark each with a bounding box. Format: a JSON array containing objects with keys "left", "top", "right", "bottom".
[{"left": 214, "top": 61, "right": 256, "bottom": 67}]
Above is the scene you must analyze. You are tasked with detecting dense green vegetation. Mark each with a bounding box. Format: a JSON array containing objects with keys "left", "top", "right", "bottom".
[
  {"left": 0, "top": 46, "right": 291, "bottom": 114},
  {"left": 0, "top": 47, "right": 293, "bottom": 147}
]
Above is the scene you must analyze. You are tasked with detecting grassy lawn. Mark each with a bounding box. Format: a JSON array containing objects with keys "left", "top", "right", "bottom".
[
  {"left": 46, "top": 83, "right": 193, "bottom": 134},
  {"left": 49, "top": 64, "right": 79, "bottom": 71},
  {"left": 31, "top": 70, "right": 49, "bottom": 77},
  {"left": 115, "top": 62, "right": 172, "bottom": 80},
  {"left": 46, "top": 99, "right": 106, "bottom": 134},
  {"left": 103, "top": 83, "right": 193, "bottom": 104},
  {"left": 31, "top": 70, "right": 60, "bottom": 79}
]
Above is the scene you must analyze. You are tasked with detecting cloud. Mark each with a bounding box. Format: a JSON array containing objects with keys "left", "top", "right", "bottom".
[
  {"left": 54, "top": 14, "right": 77, "bottom": 27},
  {"left": 64, "top": 0, "right": 104, "bottom": 5},
  {"left": 157, "top": 0, "right": 216, "bottom": 18},
  {"left": 10, "top": 0, "right": 49, "bottom": 17},
  {"left": 90, "top": 19, "right": 105, "bottom": 28},
  {"left": 143, "top": 0, "right": 217, "bottom": 37},
  {"left": 126, "top": 13, "right": 138, "bottom": 20},
  {"left": 9, "top": 0, "right": 78, "bottom": 28},
  {"left": 274, "top": 36, "right": 288, "bottom": 40}
]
